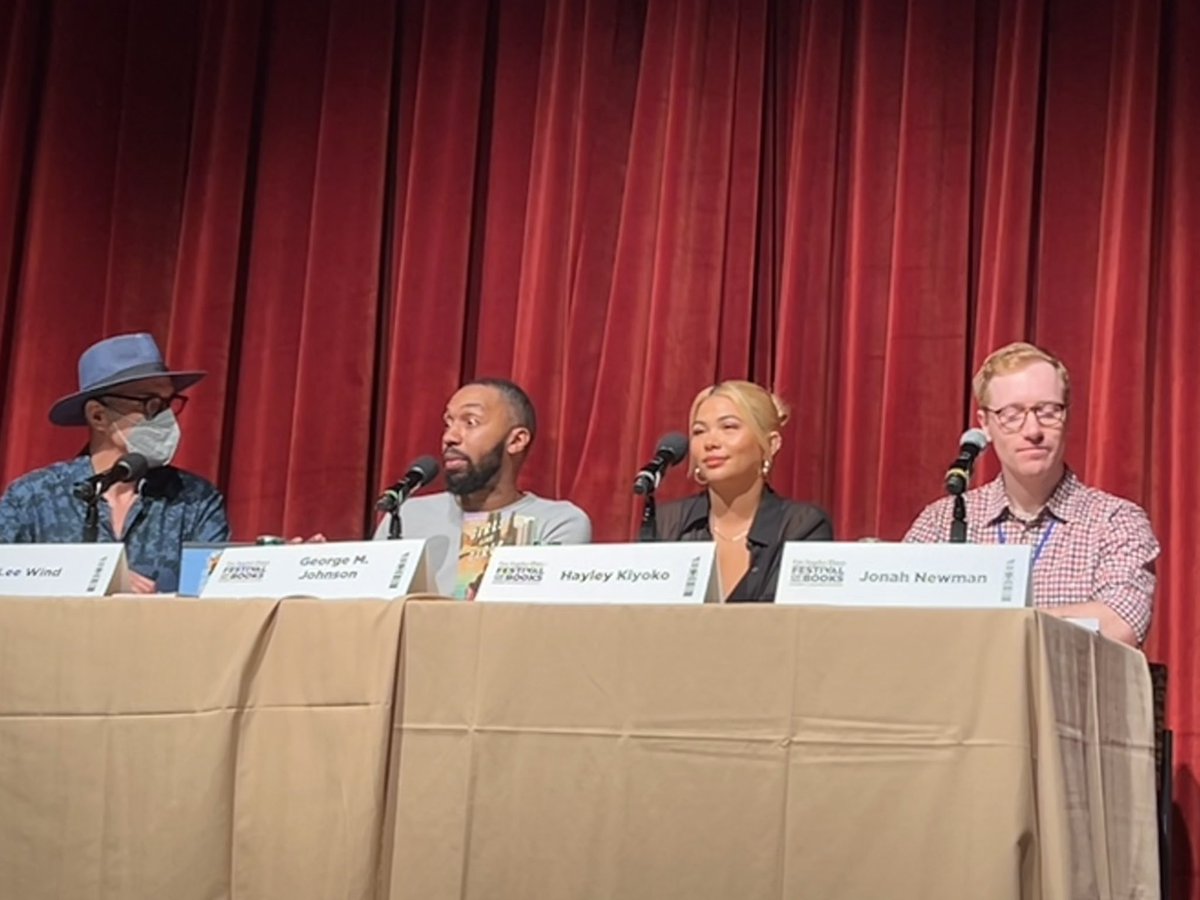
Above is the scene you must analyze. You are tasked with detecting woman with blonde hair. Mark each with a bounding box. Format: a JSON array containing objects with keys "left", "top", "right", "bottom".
[{"left": 654, "top": 380, "right": 833, "bottom": 601}]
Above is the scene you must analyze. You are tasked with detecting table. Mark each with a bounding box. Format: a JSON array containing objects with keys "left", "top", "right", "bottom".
[
  {"left": 0, "top": 599, "right": 1159, "bottom": 899},
  {"left": 384, "top": 603, "right": 1159, "bottom": 900}
]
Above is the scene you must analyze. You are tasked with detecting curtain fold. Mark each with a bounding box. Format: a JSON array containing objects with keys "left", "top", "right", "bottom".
[
  {"left": 0, "top": 0, "right": 45, "bottom": 405},
  {"left": 166, "top": 0, "right": 264, "bottom": 489},
  {"left": 969, "top": 0, "right": 1043, "bottom": 378},
  {"left": 1146, "top": 0, "right": 1200, "bottom": 890},
  {"left": 376, "top": 0, "right": 490, "bottom": 516},
  {"left": 771, "top": 0, "right": 852, "bottom": 511},
  {"left": 1, "top": 0, "right": 1197, "bottom": 891}
]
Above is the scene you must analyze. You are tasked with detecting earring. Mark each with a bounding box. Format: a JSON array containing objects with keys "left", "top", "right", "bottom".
[
  {"left": 762, "top": 459, "right": 772, "bottom": 478},
  {"left": 693, "top": 466, "right": 709, "bottom": 485}
]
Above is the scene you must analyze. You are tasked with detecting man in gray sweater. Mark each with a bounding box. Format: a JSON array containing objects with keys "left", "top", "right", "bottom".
[{"left": 375, "top": 378, "right": 591, "bottom": 596}]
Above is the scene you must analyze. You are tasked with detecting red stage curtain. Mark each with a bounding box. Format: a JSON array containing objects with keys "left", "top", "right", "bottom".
[{"left": 1, "top": 0, "right": 1197, "bottom": 890}]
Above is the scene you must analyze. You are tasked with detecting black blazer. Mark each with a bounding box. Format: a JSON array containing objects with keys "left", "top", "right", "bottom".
[{"left": 652, "top": 488, "right": 833, "bottom": 601}]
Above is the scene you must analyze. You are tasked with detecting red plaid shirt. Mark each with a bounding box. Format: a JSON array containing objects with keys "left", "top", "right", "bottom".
[{"left": 904, "top": 469, "right": 1159, "bottom": 642}]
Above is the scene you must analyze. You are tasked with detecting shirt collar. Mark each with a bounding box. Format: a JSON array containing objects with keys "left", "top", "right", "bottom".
[
  {"left": 982, "top": 467, "right": 1083, "bottom": 525},
  {"left": 679, "top": 487, "right": 789, "bottom": 546}
]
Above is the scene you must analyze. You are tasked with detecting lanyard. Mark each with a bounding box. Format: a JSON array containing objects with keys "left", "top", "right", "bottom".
[{"left": 996, "top": 518, "right": 1057, "bottom": 567}]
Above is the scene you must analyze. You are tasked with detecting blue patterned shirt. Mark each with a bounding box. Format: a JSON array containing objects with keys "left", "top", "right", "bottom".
[{"left": 0, "top": 455, "right": 229, "bottom": 592}]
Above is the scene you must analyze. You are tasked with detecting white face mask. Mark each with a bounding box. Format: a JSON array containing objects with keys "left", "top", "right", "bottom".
[{"left": 121, "top": 409, "right": 182, "bottom": 468}]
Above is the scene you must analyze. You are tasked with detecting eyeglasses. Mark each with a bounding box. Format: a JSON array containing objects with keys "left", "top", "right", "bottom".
[
  {"left": 982, "top": 402, "right": 1067, "bottom": 433},
  {"left": 100, "top": 393, "right": 189, "bottom": 419}
]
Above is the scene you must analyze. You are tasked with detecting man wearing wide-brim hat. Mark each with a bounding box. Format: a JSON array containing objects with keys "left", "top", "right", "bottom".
[{"left": 0, "top": 333, "right": 229, "bottom": 593}]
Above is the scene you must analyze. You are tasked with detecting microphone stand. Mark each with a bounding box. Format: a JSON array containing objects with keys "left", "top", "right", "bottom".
[
  {"left": 378, "top": 490, "right": 406, "bottom": 540},
  {"left": 949, "top": 494, "right": 967, "bottom": 543},
  {"left": 944, "top": 433, "right": 988, "bottom": 543},
  {"left": 74, "top": 478, "right": 104, "bottom": 543},
  {"left": 638, "top": 491, "right": 658, "bottom": 542}
]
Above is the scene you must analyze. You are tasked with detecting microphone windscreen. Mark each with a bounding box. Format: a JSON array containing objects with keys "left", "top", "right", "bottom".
[
  {"left": 120, "top": 453, "right": 150, "bottom": 482},
  {"left": 959, "top": 428, "right": 989, "bottom": 451},
  {"left": 656, "top": 432, "right": 688, "bottom": 463},
  {"left": 410, "top": 454, "right": 441, "bottom": 486}
]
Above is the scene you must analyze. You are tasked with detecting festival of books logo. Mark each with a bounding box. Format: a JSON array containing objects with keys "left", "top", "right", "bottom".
[
  {"left": 219, "top": 561, "right": 270, "bottom": 583},
  {"left": 788, "top": 558, "right": 846, "bottom": 588}
]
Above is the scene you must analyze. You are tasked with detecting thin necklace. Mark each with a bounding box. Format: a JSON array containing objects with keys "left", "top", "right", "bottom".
[{"left": 709, "top": 520, "right": 749, "bottom": 542}]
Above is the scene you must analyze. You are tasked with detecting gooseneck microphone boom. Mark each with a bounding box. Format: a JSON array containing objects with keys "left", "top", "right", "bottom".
[
  {"left": 633, "top": 432, "right": 689, "bottom": 495},
  {"left": 944, "top": 428, "right": 989, "bottom": 496},
  {"left": 377, "top": 455, "right": 440, "bottom": 514},
  {"left": 78, "top": 454, "right": 149, "bottom": 543}
]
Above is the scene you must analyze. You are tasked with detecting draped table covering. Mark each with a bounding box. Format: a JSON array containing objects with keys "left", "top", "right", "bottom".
[{"left": 0, "top": 599, "right": 1159, "bottom": 900}]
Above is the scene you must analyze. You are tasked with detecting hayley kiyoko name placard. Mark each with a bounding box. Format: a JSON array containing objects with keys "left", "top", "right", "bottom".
[
  {"left": 775, "top": 542, "right": 1032, "bottom": 608},
  {"left": 476, "top": 543, "right": 719, "bottom": 604}
]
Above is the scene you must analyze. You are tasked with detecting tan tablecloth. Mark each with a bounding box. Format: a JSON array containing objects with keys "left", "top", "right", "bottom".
[
  {"left": 384, "top": 603, "right": 1159, "bottom": 900},
  {"left": 0, "top": 599, "right": 1158, "bottom": 899},
  {"left": 0, "top": 597, "right": 405, "bottom": 900}
]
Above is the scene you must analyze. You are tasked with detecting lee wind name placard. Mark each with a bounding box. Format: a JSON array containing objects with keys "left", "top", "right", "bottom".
[
  {"left": 0, "top": 543, "right": 128, "bottom": 597},
  {"left": 200, "top": 540, "right": 430, "bottom": 600},
  {"left": 775, "top": 541, "right": 1032, "bottom": 608},
  {"left": 476, "top": 543, "right": 718, "bottom": 604}
]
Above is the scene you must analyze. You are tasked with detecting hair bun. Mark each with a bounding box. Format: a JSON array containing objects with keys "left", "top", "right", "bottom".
[{"left": 771, "top": 393, "right": 791, "bottom": 428}]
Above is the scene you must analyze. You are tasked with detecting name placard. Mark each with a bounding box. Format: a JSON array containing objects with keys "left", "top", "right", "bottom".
[
  {"left": 178, "top": 543, "right": 237, "bottom": 598},
  {"left": 476, "top": 543, "right": 718, "bottom": 604},
  {"left": 0, "top": 543, "right": 128, "bottom": 597},
  {"left": 199, "top": 540, "right": 430, "bottom": 600},
  {"left": 775, "top": 542, "right": 1032, "bottom": 608}
]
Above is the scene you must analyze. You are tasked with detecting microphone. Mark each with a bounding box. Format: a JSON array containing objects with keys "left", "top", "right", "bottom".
[
  {"left": 944, "top": 428, "right": 990, "bottom": 495},
  {"left": 633, "top": 432, "right": 688, "bottom": 495},
  {"left": 94, "top": 453, "right": 150, "bottom": 494},
  {"left": 376, "top": 455, "right": 440, "bottom": 513}
]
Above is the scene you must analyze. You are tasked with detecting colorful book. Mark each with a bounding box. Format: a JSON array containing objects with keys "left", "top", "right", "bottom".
[{"left": 454, "top": 510, "right": 536, "bottom": 599}]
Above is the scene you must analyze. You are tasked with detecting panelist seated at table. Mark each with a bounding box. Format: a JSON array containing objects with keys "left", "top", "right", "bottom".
[
  {"left": 652, "top": 380, "right": 833, "bottom": 601},
  {"left": 374, "top": 378, "right": 591, "bottom": 597},
  {"left": 0, "top": 333, "right": 229, "bottom": 593},
  {"left": 904, "top": 342, "right": 1160, "bottom": 647}
]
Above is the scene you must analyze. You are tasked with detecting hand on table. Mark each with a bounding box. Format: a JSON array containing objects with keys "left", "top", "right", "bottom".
[{"left": 128, "top": 571, "right": 157, "bottom": 594}]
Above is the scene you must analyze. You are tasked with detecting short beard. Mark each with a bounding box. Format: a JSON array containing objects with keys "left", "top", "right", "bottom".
[{"left": 445, "top": 439, "right": 506, "bottom": 497}]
